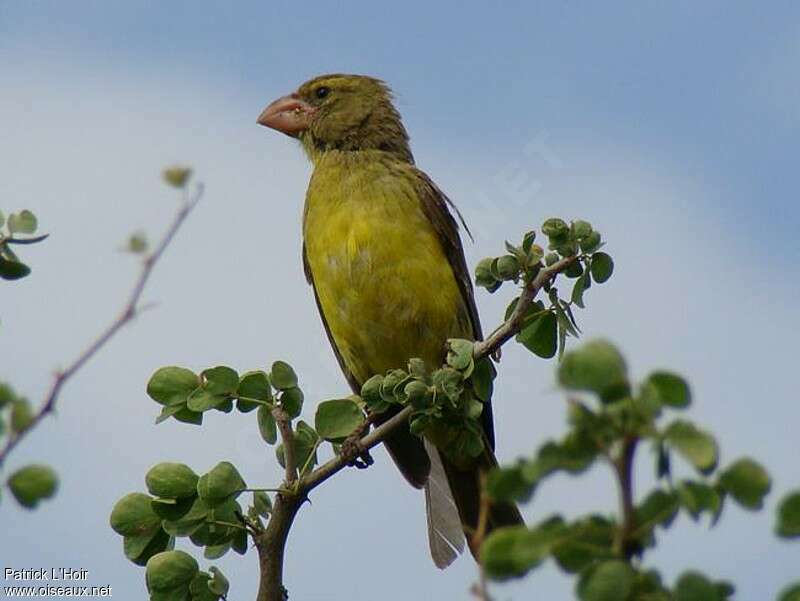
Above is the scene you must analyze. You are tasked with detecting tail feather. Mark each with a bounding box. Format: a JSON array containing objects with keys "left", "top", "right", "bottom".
[{"left": 424, "top": 440, "right": 466, "bottom": 569}]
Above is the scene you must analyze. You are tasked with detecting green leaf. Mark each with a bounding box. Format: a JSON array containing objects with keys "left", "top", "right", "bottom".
[
  {"left": 663, "top": 420, "right": 718, "bottom": 474},
  {"left": 483, "top": 519, "right": 566, "bottom": 580},
  {"left": 8, "top": 210, "right": 37, "bottom": 234},
  {"left": 280, "top": 420, "right": 319, "bottom": 474},
  {"left": 641, "top": 371, "right": 691, "bottom": 409},
  {"left": 475, "top": 257, "right": 497, "bottom": 288},
  {"left": 553, "top": 240, "right": 579, "bottom": 257},
  {"left": 147, "top": 367, "right": 199, "bottom": 406},
  {"left": 632, "top": 489, "right": 679, "bottom": 538},
  {"left": 207, "top": 567, "right": 229, "bottom": 597},
  {"left": 0, "top": 381, "right": 17, "bottom": 408},
  {"left": 171, "top": 406, "right": 203, "bottom": 425},
  {"left": 564, "top": 259, "right": 584, "bottom": 278},
  {"left": 253, "top": 491, "right": 272, "bottom": 517},
  {"left": 145, "top": 550, "right": 198, "bottom": 592},
  {"left": 201, "top": 366, "right": 239, "bottom": 395},
  {"left": 361, "top": 375, "right": 385, "bottom": 411},
  {"left": 580, "top": 231, "right": 602, "bottom": 254},
  {"left": 124, "top": 529, "right": 173, "bottom": 566},
  {"left": 197, "top": 462, "right": 246, "bottom": 504},
  {"left": 577, "top": 560, "right": 634, "bottom": 601},
  {"left": 280, "top": 387, "right": 304, "bottom": 418},
  {"left": 542, "top": 218, "right": 569, "bottom": 239},
  {"left": 517, "top": 311, "right": 557, "bottom": 359},
  {"left": 572, "top": 220, "right": 593, "bottom": 240},
  {"left": 203, "top": 543, "right": 230, "bottom": 560},
  {"left": 127, "top": 232, "right": 148, "bottom": 254},
  {"left": 296, "top": 420, "right": 320, "bottom": 471},
  {"left": 718, "top": 458, "right": 771, "bottom": 510},
  {"left": 271, "top": 360, "right": 298, "bottom": 390},
  {"left": 0, "top": 256, "right": 31, "bottom": 280},
  {"left": 232, "top": 527, "right": 248, "bottom": 555},
  {"left": 162, "top": 166, "right": 192, "bottom": 189},
  {"left": 188, "top": 498, "right": 241, "bottom": 547},
  {"left": 522, "top": 230, "right": 536, "bottom": 253},
  {"left": 237, "top": 370, "right": 272, "bottom": 412},
  {"left": 590, "top": 252, "right": 614, "bottom": 283},
  {"left": 110, "top": 492, "right": 162, "bottom": 536},
  {"left": 776, "top": 491, "right": 800, "bottom": 538},
  {"left": 778, "top": 583, "right": 800, "bottom": 601},
  {"left": 495, "top": 255, "right": 520, "bottom": 280},
  {"left": 315, "top": 399, "right": 365, "bottom": 442},
  {"left": 405, "top": 380, "right": 432, "bottom": 409},
  {"left": 551, "top": 516, "right": 615, "bottom": 573},
  {"left": 571, "top": 269, "right": 591, "bottom": 309},
  {"left": 10, "top": 399, "right": 34, "bottom": 433},
  {"left": 677, "top": 480, "right": 722, "bottom": 521},
  {"left": 189, "top": 572, "right": 219, "bottom": 601},
  {"left": 673, "top": 571, "right": 717, "bottom": 601},
  {"left": 447, "top": 338, "right": 475, "bottom": 371},
  {"left": 486, "top": 464, "right": 532, "bottom": 503},
  {"left": 152, "top": 495, "right": 197, "bottom": 522},
  {"left": 432, "top": 367, "right": 464, "bottom": 402},
  {"left": 257, "top": 405, "right": 278, "bottom": 444},
  {"left": 187, "top": 388, "right": 227, "bottom": 412},
  {"left": 146, "top": 463, "right": 199, "bottom": 499},
  {"left": 7, "top": 464, "right": 58, "bottom": 508},
  {"left": 160, "top": 497, "right": 209, "bottom": 537},
  {"left": 557, "top": 340, "right": 630, "bottom": 403},
  {"left": 471, "top": 357, "right": 495, "bottom": 402}
]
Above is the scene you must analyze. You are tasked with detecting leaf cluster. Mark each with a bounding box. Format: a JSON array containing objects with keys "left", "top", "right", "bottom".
[
  {"left": 481, "top": 340, "right": 773, "bottom": 600},
  {"left": 0, "top": 209, "right": 47, "bottom": 280},
  {"left": 360, "top": 343, "right": 494, "bottom": 463},
  {"left": 476, "top": 218, "right": 614, "bottom": 360},
  {"left": 110, "top": 460, "right": 262, "bottom": 599}
]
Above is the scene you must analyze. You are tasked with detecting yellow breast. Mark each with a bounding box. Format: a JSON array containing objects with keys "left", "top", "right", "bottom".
[{"left": 303, "top": 152, "right": 472, "bottom": 385}]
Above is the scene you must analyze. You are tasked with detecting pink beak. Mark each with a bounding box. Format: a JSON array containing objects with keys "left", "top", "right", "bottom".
[{"left": 257, "top": 93, "right": 316, "bottom": 137}]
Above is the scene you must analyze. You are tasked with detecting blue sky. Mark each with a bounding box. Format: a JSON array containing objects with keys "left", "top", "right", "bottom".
[{"left": 1, "top": 1, "right": 799, "bottom": 599}]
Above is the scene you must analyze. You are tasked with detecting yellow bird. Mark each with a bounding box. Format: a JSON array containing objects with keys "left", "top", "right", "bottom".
[{"left": 258, "top": 74, "right": 521, "bottom": 567}]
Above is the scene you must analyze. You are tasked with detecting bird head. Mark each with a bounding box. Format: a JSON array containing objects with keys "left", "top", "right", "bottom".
[{"left": 257, "top": 74, "right": 413, "bottom": 163}]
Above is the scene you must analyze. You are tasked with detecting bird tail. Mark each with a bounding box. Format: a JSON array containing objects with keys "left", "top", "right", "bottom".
[{"left": 423, "top": 439, "right": 523, "bottom": 568}]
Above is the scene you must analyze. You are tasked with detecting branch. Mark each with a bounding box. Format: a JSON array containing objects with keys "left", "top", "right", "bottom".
[
  {"left": 253, "top": 252, "right": 580, "bottom": 601},
  {"left": 613, "top": 435, "right": 639, "bottom": 559},
  {"left": 303, "top": 405, "right": 413, "bottom": 493},
  {"left": 473, "top": 254, "right": 577, "bottom": 360},
  {"left": 0, "top": 186, "right": 202, "bottom": 469},
  {"left": 272, "top": 407, "right": 297, "bottom": 485}
]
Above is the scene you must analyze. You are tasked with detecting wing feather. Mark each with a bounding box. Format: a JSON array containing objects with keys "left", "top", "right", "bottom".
[{"left": 414, "top": 171, "right": 496, "bottom": 449}]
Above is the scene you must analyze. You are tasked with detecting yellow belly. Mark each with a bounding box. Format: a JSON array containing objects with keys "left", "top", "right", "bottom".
[{"left": 303, "top": 154, "right": 472, "bottom": 385}]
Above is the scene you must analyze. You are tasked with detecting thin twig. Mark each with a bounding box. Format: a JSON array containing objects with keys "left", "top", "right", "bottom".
[
  {"left": 0, "top": 185, "right": 202, "bottom": 468},
  {"left": 3, "top": 233, "right": 50, "bottom": 245},
  {"left": 473, "top": 254, "right": 578, "bottom": 360},
  {"left": 470, "top": 473, "right": 494, "bottom": 601},
  {"left": 301, "top": 405, "right": 413, "bottom": 493}
]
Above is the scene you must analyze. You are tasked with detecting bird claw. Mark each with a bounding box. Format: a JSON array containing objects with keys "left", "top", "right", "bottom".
[{"left": 341, "top": 438, "right": 374, "bottom": 469}]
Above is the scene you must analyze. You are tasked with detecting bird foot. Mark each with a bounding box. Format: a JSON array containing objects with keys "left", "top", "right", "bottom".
[{"left": 341, "top": 437, "right": 374, "bottom": 469}]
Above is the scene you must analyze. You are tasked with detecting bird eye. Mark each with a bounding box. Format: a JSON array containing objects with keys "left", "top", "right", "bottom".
[{"left": 315, "top": 86, "right": 330, "bottom": 99}]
